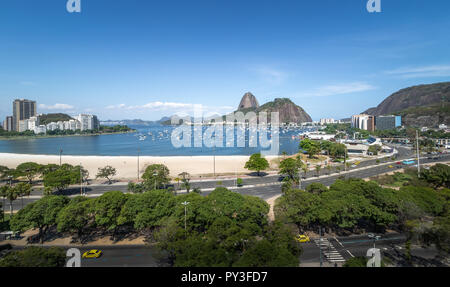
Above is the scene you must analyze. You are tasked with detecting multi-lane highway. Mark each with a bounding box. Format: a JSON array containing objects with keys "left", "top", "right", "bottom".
[
  {"left": 3, "top": 147, "right": 449, "bottom": 211},
  {"left": 7, "top": 232, "right": 440, "bottom": 267}
]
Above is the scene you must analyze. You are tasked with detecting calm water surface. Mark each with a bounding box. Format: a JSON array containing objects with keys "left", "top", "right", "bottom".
[{"left": 0, "top": 125, "right": 315, "bottom": 156}]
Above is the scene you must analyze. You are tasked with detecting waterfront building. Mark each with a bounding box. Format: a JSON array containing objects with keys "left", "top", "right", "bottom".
[
  {"left": 63, "top": 121, "right": 71, "bottom": 130},
  {"left": 13, "top": 99, "right": 36, "bottom": 131},
  {"left": 2, "top": 116, "right": 13, "bottom": 132},
  {"left": 27, "top": 116, "right": 39, "bottom": 131},
  {"left": 351, "top": 114, "right": 375, "bottom": 132},
  {"left": 57, "top": 121, "right": 64, "bottom": 130},
  {"left": 76, "top": 114, "right": 99, "bottom": 131},
  {"left": 34, "top": 125, "right": 47, "bottom": 134},
  {"left": 304, "top": 132, "right": 336, "bottom": 141},
  {"left": 319, "top": 118, "right": 336, "bottom": 125},
  {"left": 376, "top": 115, "right": 402, "bottom": 131},
  {"left": 46, "top": 122, "right": 58, "bottom": 131},
  {"left": 68, "top": 119, "right": 78, "bottom": 131},
  {"left": 18, "top": 119, "right": 29, "bottom": 132}
]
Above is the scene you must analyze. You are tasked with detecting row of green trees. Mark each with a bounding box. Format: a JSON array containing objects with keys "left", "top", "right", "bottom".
[
  {"left": 243, "top": 138, "right": 348, "bottom": 177},
  {"left": 0, "top": 162, "right": 119, "bottom": 189},
  {"left": 9, "top": 187, "right": 302, "bottom": 267},
  {"left": 275, "top": 164, "right": 450, "bottom": 255}
]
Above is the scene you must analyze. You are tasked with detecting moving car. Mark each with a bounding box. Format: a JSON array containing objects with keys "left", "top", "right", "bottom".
[
  {"left": 295, "top": 234, "right": 310, "bottom": 243},
  {"left": 82, "top": 249, "right": 103, "bottom": 259},
  {"left": 388, "top": 165, "right": 394, "bottom": 168}
]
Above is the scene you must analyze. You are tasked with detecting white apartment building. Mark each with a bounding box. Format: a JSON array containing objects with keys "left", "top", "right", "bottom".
[
  {"left": 17, "top": 113, "right": 99, "bottom": 134},
  {"left": 34, "top": 125, "right": 47, "bottom": 134},
  {"left": 46, "top": 122, "right": 58, "bottom": 131},
  {"left": 57, "top": 121, "right": 64, "bottom": 130},
  {"left": 18, "top": 119, "right": 29, "bottom": 132},
  {"left": 351, "top": 114, "right": 375, "bottom": 132},
  {"left": 320, "top": 118, "right": 336, "bottom": 125},
  {"left": 68, "top": 119, "right": 78, "bottom": 131},
  {"left": 27, "top": 116, "right": 39, "bottom": 131},
  {"left": 76, "top": 114, "right": 99, "bottom": 131},
  {"left": 63, "top": 121, "right": 71, "bottom": 130}
]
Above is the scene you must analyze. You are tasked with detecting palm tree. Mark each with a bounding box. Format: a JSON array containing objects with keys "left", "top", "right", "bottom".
[
  {"left": 16, "top": 183, "right": 32, "bottom": 209},
  {"left": 178, "top": 172, "right": 191, "bottom": 193},
  {"left": 174, "top": 177, "right": 181, "bottom": 190},
  {"left": 0, "top": 186, "right": 8, "bottom": 222},
  {"left": 315, "top": 165, "right": 321, "bottom": 177},
  {"left": 5, "top": 186, "right": 19, "bottom": 216},
  {"left": 346, "top": 162, "right": 352, "bottom": 170},
  {"left": 302, "top": 166, "right": 308, "bottom": 179},
  {"left": 326, "top": 165, "right": 332, "bottom": 175}
]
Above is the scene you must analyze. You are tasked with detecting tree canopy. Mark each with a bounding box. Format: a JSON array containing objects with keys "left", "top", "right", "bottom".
[{"left": 244, "top": 153, "right": 269, "bottom": 176}]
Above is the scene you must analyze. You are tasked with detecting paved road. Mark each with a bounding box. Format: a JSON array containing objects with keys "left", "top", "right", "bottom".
[
  {"left": 3, "top": 149, "right": 449, "bottom": 211},
  {"left": 299, "top": 233, "right": 447, "bottom": 267},
  {"left": 6, "top": 232, "right": 442, "bottom": 267}
]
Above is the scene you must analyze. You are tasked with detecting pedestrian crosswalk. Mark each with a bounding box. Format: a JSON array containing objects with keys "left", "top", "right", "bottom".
[{"left": 314, "top": 238, "right": 346, "bottom": 263}]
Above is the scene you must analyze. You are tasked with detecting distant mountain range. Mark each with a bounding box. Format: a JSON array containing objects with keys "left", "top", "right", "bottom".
[
  {"left": 363, "top": 82, "right": 450, "bottom": 127},
  {"left": 101, "top": 118, "right": 168, "bottom": 126}
]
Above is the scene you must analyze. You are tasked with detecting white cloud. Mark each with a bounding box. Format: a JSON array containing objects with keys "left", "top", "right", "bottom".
[
  {"left": 105, "top": 104, "right": 126, "bottom": 109},
  {"left": 252, "top": 66, "right": 288, "bottom": 85},
  {"left": 385, "top": 65, "right": 450, "bottom": 78},
  {"left": 300, "top": 82, "right": 376, "bottom": 97},
  {"left": 39, "top": 103, "right": 74, "bottom": 110},
  {"left": 104, "top": 101, "right": 235, "bottom": 116}
]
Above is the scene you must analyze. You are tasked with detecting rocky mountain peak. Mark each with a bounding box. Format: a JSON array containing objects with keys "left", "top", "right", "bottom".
[{"left": 238, "top": 92, "right": 260, "bottom": 110}]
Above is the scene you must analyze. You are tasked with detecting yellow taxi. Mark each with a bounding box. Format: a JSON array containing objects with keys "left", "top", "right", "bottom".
[
  {"left": 354, "top": 161, "right": 361, "bottom": 166},
  {"left": 294, "top": 234, "right": 310, "bottom": 243},
  {"left": 82, "top": 249, "right": 103, "bottom": 259},
  {"left": 388, "top": 165, "right": 394, "bottom": 168}
]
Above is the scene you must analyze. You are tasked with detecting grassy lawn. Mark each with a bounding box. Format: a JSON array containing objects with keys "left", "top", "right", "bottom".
[{"left": 370, "top": 171, "right": 415, "bottom": 188}]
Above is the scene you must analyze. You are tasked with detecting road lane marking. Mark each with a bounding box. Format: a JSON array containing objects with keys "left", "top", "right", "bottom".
[{"left": 334, "top": 237, "right": 344, "bottom": 248}]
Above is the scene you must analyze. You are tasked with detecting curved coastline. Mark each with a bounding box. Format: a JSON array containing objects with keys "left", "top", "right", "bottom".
[{"left": 0, "top": 152, "right": 279, "bottom": 179}]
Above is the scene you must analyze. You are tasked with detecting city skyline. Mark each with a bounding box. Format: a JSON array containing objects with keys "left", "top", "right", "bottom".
[{"left": 1, "top": 0, "right": 450, "bottom": 121}]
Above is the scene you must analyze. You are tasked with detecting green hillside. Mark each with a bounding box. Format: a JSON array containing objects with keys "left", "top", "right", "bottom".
[{"left": 38, "top": 113, "right": 74, "bottom": 125}]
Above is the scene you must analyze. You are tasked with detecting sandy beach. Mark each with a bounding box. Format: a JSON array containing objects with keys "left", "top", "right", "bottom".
[{"left": 0, "top": 153, "right": 280, "bottom": 180}]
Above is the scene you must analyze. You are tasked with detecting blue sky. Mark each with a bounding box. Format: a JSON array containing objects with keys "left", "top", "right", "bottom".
[{"left": 1, "top": 0, "right": 450, "bottom": 121}]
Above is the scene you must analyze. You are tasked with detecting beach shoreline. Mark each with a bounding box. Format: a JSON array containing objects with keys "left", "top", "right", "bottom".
[
  {"left": 0, "top": 153, "right": 280, "bottom": 179},
  {"left": 0, "top": 130, "right": 136, "bottom": 141}
]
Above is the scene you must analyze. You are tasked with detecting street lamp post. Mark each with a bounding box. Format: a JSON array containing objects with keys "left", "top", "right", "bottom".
[
  {"left": 137, "top": 148, "right": 140, "bottom": 182},
  {"left": 181, "top": 201, "right": 190, "bottom": 236},
  {"left": 80, "top": 163, "right": 83, "bottom": 196},
  {"left": 298, "top": 169, "right": 302, "bottom": 190},
  {"left": 319, "top": 226, "right": 323, "bottom": 267},
  {"left": 153, "top": 172, "right": 158, "bottom": 190},
  {"left": 213, "top": 137, "right": 216, "bottom": 178},
  {"left": 416, "top": 130, "right": 420, "bottom": 176}
]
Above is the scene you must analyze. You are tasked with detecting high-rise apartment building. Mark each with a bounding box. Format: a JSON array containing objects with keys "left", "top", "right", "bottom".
[
  {"left": 13, "top": 99, "right": 37, "bottom": 131},
  {"left": 76, "top": 114, "right": 100, "bottom": 131},
  {"left": 2, "top": 116, "right": 13, "bottom": 132},
  {"left": 351, "top": 114, "right": 375, "bottom": 132},
  {"left": 376, "top": 115, "right": 402, "bottom": 131}
]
